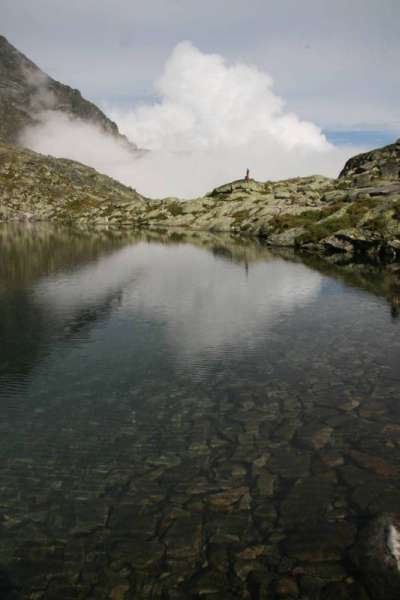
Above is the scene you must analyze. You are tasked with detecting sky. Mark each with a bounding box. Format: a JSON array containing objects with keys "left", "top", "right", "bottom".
[{"left": 2, "top": 1, "right": 399, "bottom": 197}]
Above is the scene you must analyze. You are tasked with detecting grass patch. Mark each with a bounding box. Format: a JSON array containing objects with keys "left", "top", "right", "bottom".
[
  {"left": 297, "top": 199, "right": 377, "bottom": 244},
  {"left": 229, "top": 196, "right": 246, "bottom": 202},
  {"left": 232, "top": 209, "right": 250, "bottom": 222},
  {"left": 362, "top": 215, "right": 388, "bottom": 234},
  {"left": 167, "top": 201, "right": 184, "bottom": 216},
  {"left": 346, "top": 197, "right": 376, "bottom": 219},
  {"left": 67, "top": 197, "right": 99, "bottom": 212},
  {"left": 268, "top": 197, "right": 382, "bottom": 244},
  {"left": 270, "top": 209, "right": 324, "bottom": 232},
  {"left": 298, "top": 216, "right": 353, "bottom": 243},
  {"left": 322, "top": 201, "right": 346, "bottom": 217},
  {"left": 153, "top": 212, "right": 168, "bottom": 221},
  {"left": 391, "top": 199, "right": 400, "bottom": 220}
]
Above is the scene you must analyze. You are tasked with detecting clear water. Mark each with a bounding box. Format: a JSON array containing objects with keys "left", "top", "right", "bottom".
[{"left": 1, "top": 223, "right": 400, "bottom": 599}]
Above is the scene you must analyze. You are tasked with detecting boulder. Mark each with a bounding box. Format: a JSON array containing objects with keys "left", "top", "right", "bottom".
[
  {"left": 351, "top": 514, "right": 400, "bottom": 600},
  {"left": 322, "top": 228, "right": 383, "bottom": 254}
]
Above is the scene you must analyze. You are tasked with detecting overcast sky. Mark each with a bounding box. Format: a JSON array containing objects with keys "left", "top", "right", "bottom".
[{"left": 2, "top": 0, "right": 399, "bottom": 145}]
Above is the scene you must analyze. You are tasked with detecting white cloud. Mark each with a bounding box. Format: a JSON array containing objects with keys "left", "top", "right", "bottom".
[
  {"left": 21, "top": 42, "right": 362, "bottom": 198},
  {"left": 112, "top": 41, "right": 328, "bottom": 152}
]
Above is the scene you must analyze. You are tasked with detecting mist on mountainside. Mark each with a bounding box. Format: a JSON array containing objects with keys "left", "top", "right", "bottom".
[{"left": 21, "top": 42, "right": 363, "bottom": 198}]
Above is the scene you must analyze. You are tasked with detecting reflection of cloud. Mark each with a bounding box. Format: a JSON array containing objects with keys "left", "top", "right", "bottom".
[
  {"left": 35, "top": 242, "right": 322, "bottom": 359},
  {"left": 34, "top": 244, "right": 144, "bottom": 314},
  {"left": 122, "top": 245, "right": 322, "bottom": 357}
]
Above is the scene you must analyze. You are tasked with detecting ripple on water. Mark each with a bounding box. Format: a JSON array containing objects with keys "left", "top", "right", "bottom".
[{"left": 0, "top": 224, "right": 399, "bottom": 598}]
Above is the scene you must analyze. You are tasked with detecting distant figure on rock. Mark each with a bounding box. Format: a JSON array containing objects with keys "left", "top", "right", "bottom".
[{"left": 245, "top": 168, "right": 250, "bottom": 182}]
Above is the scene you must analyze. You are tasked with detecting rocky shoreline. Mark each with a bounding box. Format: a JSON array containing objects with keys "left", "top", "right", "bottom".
[{"left": 1, "top": 138, "right": 400, "bottom": 263}]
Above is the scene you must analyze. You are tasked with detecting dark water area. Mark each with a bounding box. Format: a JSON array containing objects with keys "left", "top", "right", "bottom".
[{"left": 1, "top": 223, "right": 400, "bottom": 600}]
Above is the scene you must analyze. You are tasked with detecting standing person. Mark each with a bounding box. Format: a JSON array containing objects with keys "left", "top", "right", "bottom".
[{"left": 245, "top": 168, "right": 250, "bottom": 182}]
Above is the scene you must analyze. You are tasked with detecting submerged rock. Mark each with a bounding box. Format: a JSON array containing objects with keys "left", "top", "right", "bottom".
[
  {"left": 351, "top": 514, "right": 400, "bottom": 600},
  {"left": 285, "top": 521, "right": 355, "bottom": 562}
]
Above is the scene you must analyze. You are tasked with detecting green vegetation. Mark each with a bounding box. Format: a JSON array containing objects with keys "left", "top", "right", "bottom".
[
  {"left": 267, "top": 198, "right": 389, "bottom": 244},
  {"left": 229, "top": 196, "right": 246, "bottom": 202},
  {"left": 270, "top": 209, "right": 323, "bottom": 232},
  {"left": 346, "top": 197, "right": 376, "bottom": 219},
  {"left": 67, "top": 197, "right": 100, "bottom": 212},
  {"left": 232, "top": 209, "right": 250, "bottom": 222},
  {"left": 391, "top": 199, "right": 400, "bottom": 220},
  {"left": 167, "top": 201, "right": 184, "bottom": 216},
  {"left": 153, "top": 212, "right": 169, "bottom": 221},
  {"left": 297, "top": 216, "right": 353, "bottom": 244},
  {"left": 296, "top": 199, "right": 382, "bottom": 243}
]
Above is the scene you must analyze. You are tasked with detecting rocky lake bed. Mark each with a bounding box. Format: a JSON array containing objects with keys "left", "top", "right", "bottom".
[{"left": 0, "top": 225, "right": 400, "bottom": 599}]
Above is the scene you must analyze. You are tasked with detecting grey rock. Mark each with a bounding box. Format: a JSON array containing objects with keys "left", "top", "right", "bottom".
[{"left": 350, "top": 514, "right": 400, "bottom": 600}]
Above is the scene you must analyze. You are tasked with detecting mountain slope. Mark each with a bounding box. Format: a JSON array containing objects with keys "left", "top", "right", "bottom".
[
  {"left": 1, "top": 138, "right": 400, "bottom": 261},
  {"left": 0, "top": 142, "right": 147, "bottom": 224},
  {"left": 0, "top": 35, "right": 136, "bottom": 149}
]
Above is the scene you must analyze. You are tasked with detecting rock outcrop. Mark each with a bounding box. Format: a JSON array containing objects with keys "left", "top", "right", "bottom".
[
  {"left": 339, "top": 138, "right": 400, "bottom": 186},
  {"left": 1, "top": 137, "right": 400, "bottom": 262},
  {"left": 0, "top": 142, "right": 146, "bottom": 224},
  {"left": 0, "top": 35, "right": 137, "bottom": 150},
  {"left": 351, "top": 514, "right": 400, "bottom": 600}
]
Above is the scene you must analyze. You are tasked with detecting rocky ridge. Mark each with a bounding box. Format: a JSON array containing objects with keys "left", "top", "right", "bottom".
[
  {"left": 0, "top": 142, "right": 146, "bottom": 224},
  {"left": 1, "top": 138, "right": 400, "bottom": 261},
  {"left": 0, "top": 35, "right": 137, "bottom": 150}
]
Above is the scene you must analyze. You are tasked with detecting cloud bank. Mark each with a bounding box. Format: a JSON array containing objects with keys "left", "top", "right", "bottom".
[
  {"left": 112, "top": 41, "right": 327, "bottom": 152},
  {"left": 21, "top": 42, "right": 361, "bottom": 198}
]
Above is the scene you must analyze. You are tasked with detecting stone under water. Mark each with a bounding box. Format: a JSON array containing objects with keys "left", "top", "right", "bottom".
[{"left": 0, "top": 225, "right": 399, "bottom": 599}]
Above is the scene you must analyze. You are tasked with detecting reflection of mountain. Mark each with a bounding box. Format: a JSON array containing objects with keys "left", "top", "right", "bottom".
[
  {"left": 0, "top": 223, "right": 138, "bottom": 288},
  {"left": 134, "top": 228, "right": 277, "bottom": 265},
  {"left": 139, "top": 228, "right": 400, "bottom": 310},
  {"left": 0, "top": 224, "right": 140, "bottom": 385},
  {"left": 275, "top": 247, "right": 400, "bottom": 311},
  {"left": 1, "top": 224, "right": 399, "bottom": 389}
]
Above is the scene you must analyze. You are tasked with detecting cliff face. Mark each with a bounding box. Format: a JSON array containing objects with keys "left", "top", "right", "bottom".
[
  {"left": 1, "top": 136, "right": 400, "bottom": 262},
  {"left": 0, "top": 35, "right": 136, "bottom": 149}
]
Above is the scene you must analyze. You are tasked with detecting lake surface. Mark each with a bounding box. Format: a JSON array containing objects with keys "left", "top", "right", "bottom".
[{"left": 1, "top": 224, "right": 400, "bottom": 600}]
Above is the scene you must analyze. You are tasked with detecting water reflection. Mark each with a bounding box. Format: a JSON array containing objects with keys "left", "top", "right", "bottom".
[
  {"left": 1, "top": 224, "right": 400, "bottom": 600},
  {"left": 0, "top": 223, "right": 138, "bottom": 388},
  {"left": 35, "top": 242, "right": 322, "bottom": 359}
]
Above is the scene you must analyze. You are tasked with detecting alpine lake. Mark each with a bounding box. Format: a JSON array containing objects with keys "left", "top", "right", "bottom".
[{"left": 1, "top": 223, "right": 400, "bottom": 600}]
